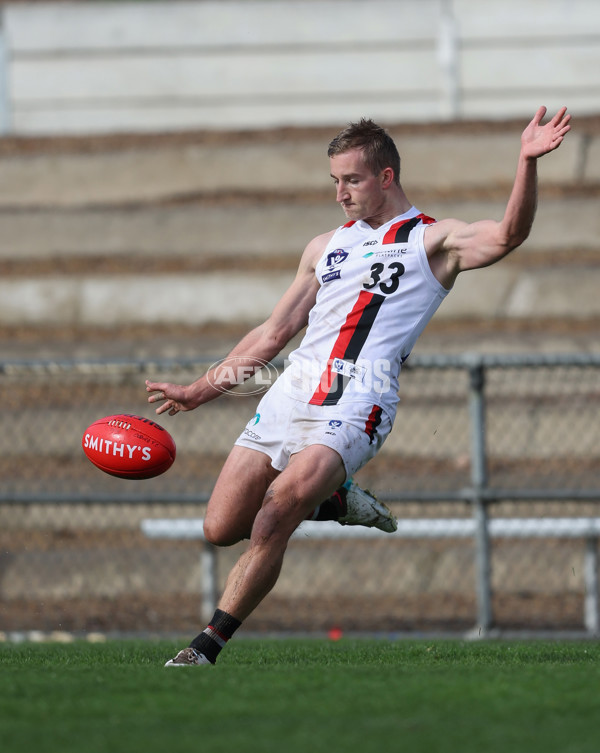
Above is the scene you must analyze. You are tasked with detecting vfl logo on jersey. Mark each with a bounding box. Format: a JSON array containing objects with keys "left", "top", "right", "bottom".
[{"left": 322, "top": 248, "right": 348, "bottom": 283}]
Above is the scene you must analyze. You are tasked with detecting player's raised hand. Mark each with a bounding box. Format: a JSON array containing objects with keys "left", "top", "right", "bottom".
[{"left": 521, "top": 106, "right": 571, "bottom": 160}]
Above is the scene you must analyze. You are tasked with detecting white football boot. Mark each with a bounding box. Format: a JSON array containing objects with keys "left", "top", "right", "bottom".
[
  {"left": 164, "top": 647, "right": 212, "bottom": 666},
  {"left": 338, "top": 479, "right": 397, "bottom": 533}
]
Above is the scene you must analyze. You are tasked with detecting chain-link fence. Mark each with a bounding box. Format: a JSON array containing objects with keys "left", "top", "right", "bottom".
[{"left": 1, "top": 354, "right": 599, "bottom": 636}]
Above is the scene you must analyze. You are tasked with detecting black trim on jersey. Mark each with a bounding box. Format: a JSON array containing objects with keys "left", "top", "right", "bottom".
[
  {"left": 320, "top": 292, "right": 386, "bottom": 406},
  {"left": 384, "top": 216, "right": 421, "bottom": 244}
]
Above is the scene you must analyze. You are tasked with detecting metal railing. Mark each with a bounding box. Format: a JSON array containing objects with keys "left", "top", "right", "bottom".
[
  {"left": 141, "top": 517, "right": 600, "bottom": 635},
  {"left": 2, "top": 353, "right": 600, "bottom": 635}
]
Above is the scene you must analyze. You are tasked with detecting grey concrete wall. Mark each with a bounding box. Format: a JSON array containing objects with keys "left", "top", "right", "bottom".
[{"left": 1, "top": 0, "right": 599, "bottom": 135}]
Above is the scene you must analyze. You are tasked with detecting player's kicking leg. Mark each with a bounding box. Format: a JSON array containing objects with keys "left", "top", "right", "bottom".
[{"left": 166, "top": 444, "right": 346, "bottom": 666}]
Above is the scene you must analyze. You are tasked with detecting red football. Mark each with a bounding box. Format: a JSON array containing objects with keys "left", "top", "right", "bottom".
[{"left": 82, "top": 414, "right": 176, "bottom": 479}]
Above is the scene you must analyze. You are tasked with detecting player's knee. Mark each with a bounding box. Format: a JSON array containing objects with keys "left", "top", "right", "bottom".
[
  {"left": 203, "top": 517, "right": 247, "bottom": 547},
  {"left": 251, "top": 487, "right": 303, "bottom": 544}
]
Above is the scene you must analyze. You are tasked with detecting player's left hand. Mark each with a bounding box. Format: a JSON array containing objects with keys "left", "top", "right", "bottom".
[
  {"left": 521, "top": 106, "right": 571, "bottom": 160},
  {"left": 146, "top": 379, "right": 191, "bottom": 416}
]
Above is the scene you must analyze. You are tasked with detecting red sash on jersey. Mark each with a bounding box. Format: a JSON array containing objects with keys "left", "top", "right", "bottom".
[{"left": 309, "top": 290, "right": 385, "bottom": 406}]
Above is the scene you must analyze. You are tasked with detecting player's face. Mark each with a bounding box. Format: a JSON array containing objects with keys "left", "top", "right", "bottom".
[{"left": 330, "top": 148, "right": 386, "bottom": 223}]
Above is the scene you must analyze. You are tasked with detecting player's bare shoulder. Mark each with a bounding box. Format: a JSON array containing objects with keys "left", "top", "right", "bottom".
[
  {"left": 301, "top": 228, "right": 337, "bottom": 271},
  {"left": 422, "top": 218, "right": 468, "bottom": 290},
  {"left": 423, "top": 218, "right": 467, "bottom": 254}
]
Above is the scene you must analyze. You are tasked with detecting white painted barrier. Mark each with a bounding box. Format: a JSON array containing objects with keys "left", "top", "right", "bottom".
[{"left": 141, "top": 517, "right": 600, "bottom": 635}]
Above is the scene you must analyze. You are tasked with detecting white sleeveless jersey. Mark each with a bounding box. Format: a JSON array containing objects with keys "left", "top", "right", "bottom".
[{"left": 281, "top": 207, "right": 450, "bottom": 421}]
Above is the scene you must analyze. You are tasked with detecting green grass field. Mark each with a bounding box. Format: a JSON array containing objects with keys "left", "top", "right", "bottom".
[{"left": 1, "top": 638, "right": 599, "bottom": 753}]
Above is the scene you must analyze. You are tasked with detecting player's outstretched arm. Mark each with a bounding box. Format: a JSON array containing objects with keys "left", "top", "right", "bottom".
[
  {"left": 146, "top": 232, "right": 329, "bottom": 416},
  {"left": 427, "top": 106, "right": 571, "bottom": 287}
]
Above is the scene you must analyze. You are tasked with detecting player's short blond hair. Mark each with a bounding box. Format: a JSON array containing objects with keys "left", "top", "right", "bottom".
[{"left": 327, "top": 119, "right": 401, "bottom": 185}]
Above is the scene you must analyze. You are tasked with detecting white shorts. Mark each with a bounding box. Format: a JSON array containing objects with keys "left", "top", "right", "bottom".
[{"left": 234, "top": 376, "right": 392, "bottom": 480}]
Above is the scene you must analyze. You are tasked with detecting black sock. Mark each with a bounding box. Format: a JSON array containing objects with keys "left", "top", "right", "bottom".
[
  {"left": 308, "top": 489, "right": 348, "bottom": 521},
  {"left": 189, "top": 609, "right": 242, "bottom": 664}
]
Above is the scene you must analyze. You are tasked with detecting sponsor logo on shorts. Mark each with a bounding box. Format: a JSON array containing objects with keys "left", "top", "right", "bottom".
[
  {"left": 242, "top": 428, "right": 262, "bottom": 441},
  {"left": 325, "top": 418, "right": 342, "bottom": 436},
  {"left": 243, "top": 413, "right": 262, "bottom": 440}
]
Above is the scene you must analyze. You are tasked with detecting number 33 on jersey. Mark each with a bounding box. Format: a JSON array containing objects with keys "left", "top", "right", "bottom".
[{"left": 285, "top": 208, "right": 450, "bottom": 414}]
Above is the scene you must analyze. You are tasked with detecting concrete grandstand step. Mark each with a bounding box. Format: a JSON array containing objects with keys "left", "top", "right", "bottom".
[
  {"left": 0, "top": 117, "right": 598, "bottom": 359},
  {"left": 0, "top": 196, "right": 599, "bottom": 262},
  {"left": 2, "top": 316, "right": 599, "bottom": 362},
  {"left": 0, "top": 120, "right": 593, "bottom": 210},
  {"left": 2, "top": 263, "right": 600, "bottom": 330}
]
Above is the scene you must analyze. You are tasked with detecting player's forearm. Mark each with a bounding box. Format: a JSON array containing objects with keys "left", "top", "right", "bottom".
[
  {"left": 499, "top": 151, "right": 538, "bottom": 251},
  {"left": 185, "top": 324, "right": 284, "bottom": 405}
]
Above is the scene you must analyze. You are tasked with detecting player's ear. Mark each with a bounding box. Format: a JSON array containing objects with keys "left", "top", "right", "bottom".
[{"left": 380, "top": 166, "right": 395, "bottom": 189}]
